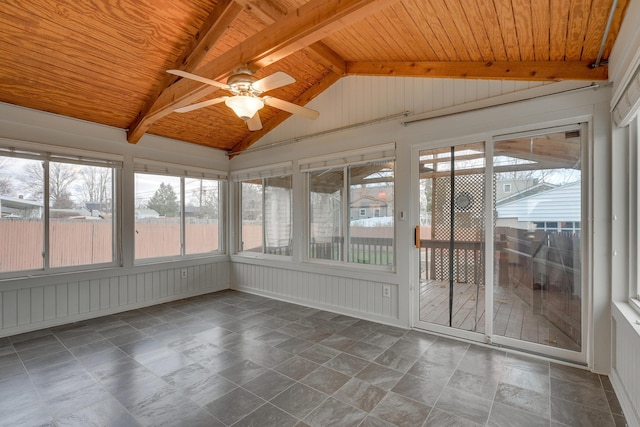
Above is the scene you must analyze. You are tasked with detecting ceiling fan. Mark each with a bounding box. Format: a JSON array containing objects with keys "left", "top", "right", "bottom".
[{"left": 167, "top": 68, "right": 319, "bottom": 131}]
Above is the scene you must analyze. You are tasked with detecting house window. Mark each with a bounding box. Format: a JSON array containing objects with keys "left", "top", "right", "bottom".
[
  {"left": 234, "top": 163, "right": 292, "bottom": 256},
  {"left": 303, "top": 145, "right": 395, "bottom": 267},
  {"left": 134, "top": 161, "right": 225, "bottom": 261},
  {"left": 503, "top": 183, "right": 512, "bottom": 192},
  {"left": 359, "top": 208, "right": 366, "bottom": 217},
  {"left": 0, "top": 146, "right": 121, "bottom": 275},
  {"left": 374, "top": 208, "right": 381, "bottom": 217}
]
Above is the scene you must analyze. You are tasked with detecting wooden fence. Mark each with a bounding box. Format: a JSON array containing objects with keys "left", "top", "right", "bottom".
[{"left": 0, "top": 219, "right": 219, "bottom": 272}]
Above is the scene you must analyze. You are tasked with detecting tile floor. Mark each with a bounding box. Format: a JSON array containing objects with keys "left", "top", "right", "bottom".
[{"left": 0, "top": 290, "right": 627, "bottom": 427}]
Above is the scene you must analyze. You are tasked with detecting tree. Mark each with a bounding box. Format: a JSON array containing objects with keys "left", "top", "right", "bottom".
[
  {"left": 0, "top": 157, "right": 13, "bottom": 196},
  {"left": 147, "top": 182, "right": 179, "bottom": 217},
  {"left": 21, "top": 162, "right": 77, "bottom": 205},
  {"left": 77, "top": 166, "right": 111, "bottom": 209}
]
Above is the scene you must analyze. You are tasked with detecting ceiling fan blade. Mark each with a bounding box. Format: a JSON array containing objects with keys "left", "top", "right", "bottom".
[
  {"left": 246, "top": 112, "right": 263, "bottom": 131},
  {"left": 252, "top": 72, "right": 295, "bottom": 93},
  {"left": 167, "top": 69, "right": 229, "bottom": 90},
  {"left": 174, "top": 96, "right": 228, "bottom": 113},
  {"left": 264, "top": 96, "right": 319, "bottom": 120}
]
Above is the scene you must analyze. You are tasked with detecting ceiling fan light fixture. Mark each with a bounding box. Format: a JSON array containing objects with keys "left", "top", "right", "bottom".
[{"left": 225, "top": 95, "right": 264, "bottom": 120}]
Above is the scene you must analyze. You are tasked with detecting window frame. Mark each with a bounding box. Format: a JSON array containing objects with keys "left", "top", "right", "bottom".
[
  {"left": 0, "top": 141, "right": 123, "bottom": 278},
  {"left": 301, "top": 144, "right": 396, "bottom": 271},
  {"left": 233, "top": 162, "right": 293, "bottom": 259},
  {"left": 133, "top": 159, "right": 226, "bottom": 264}
]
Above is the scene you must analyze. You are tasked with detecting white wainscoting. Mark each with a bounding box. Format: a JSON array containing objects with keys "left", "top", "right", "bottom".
[
  {"left": 230, "top": 259, "right": 401, "bottom": 326},
  {"left": 611, "top": 303, "right": 640, "bottom": 427},
  {"left": 0, "top": 260, "right": 230, "bottom": 338}
]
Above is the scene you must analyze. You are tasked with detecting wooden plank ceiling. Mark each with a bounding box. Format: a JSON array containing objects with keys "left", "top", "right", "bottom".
[{"left": 0, "top": 0, "right": 629, "bottom": 154}]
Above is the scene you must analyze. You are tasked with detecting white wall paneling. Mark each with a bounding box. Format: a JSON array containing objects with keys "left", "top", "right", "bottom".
[
  {"left": 231, "top": 259, "right": 401, "bottom": 327},
  {"left": 0, "top": 260, "right": 230, "bottom": 338},
  {"left": 611, "top": 303, "right": 640, "bottom": 427}
]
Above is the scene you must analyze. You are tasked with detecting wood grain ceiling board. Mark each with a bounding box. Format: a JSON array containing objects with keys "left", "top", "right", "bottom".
[
  {"left": 0, "top": 0, "right": 217, "bottom": 128},
  {"left": 0, "top": 0, "right": 631, "bottom": 153}
]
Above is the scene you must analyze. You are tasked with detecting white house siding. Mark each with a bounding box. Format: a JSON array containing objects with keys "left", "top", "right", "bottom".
[{"left": 496, "top": 181, "right": 581, "bottom": 223}]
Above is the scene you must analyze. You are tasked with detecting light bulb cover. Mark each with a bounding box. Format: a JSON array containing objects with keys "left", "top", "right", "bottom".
[{"left": 225, "top": 95, "right": 264, "bottom": 120}]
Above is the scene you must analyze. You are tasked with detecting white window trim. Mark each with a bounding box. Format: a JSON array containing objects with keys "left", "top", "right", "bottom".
[
  {"left": 133, "top": 167, "right": 226, "bottom": 264},
  {"left": 234, "top": 162, "right": 294, "bottom": 258},
  {"left": 0, "top": 142, "right": 123, "bottom": 279}
]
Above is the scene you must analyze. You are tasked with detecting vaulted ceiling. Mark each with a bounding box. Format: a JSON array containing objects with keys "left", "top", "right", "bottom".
[{"left": 0, "top": 0, "right": 629, "bottom": 155}]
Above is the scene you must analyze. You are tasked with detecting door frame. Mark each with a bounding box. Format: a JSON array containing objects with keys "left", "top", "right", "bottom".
[{"left": 409, "top": 122, "right": 590, "bottom": 365}]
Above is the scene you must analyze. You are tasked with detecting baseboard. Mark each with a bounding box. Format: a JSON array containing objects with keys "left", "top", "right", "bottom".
[
  {"left": 0, "top": 285, "right": 228, "bottom": 339},
  {"left": 232, "top": 284, "right": 406, "bottom": 329}
]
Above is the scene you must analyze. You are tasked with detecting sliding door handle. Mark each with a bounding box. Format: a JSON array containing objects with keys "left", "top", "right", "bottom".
[{"left": 415, "top": 225, "right": 420, "bottom": 248}]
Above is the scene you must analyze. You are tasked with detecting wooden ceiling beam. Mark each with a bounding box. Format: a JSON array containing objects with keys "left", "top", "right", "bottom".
[
  {"left": 346, "top": 61, "right": 608, "bottom": 81},
  {"left": 228, "top": 70, "right": 343, "bottom": 157},
  {"left": 238, "top": 0, "right": 347, "bottom": 75},
  {"left": 127, "top": 0, "right": 243, "bottom": 143},
  {"left": 128, "top": 0, "right": 396, "bottom": 144}
]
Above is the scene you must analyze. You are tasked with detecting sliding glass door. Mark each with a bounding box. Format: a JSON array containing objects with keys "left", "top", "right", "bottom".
[{"left": 414, "top": 124, "right": 586, "bottom": 361}]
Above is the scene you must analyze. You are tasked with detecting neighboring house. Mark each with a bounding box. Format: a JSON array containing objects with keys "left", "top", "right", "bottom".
[
  {"left": 349, "top": 185, "right": 392, "bottom": 220},
  {"left": 0, "top": 195, "right": 43, "bottom": 219},
  {"left": 496, "top": 181, "right": 581, "bottom": 232}
]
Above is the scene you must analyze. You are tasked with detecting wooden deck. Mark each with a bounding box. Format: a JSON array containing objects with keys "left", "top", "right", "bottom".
[{"left": 419, "top": 279, "right": 581, "bottom": 352}]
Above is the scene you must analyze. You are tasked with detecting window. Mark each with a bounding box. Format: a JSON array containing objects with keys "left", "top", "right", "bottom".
[
  {"left": 235, "top": 163, "right": 292, "bottom": 256},
  {"left": 134, "top": 160, "right": 225, "bottom": 261},
  {"left": 303, "top": 145, "right": 395, "bottom": 267},
  {"left": 0, "top": 145, "right": 121, "bottom": 275},
  {"left": 503, "top": 183, "right": 512, "bottom": 192}
]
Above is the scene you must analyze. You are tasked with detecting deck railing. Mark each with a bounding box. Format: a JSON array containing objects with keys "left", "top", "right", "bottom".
[{"left": 310, "top": 236, "right": 394, "bottom": 265}]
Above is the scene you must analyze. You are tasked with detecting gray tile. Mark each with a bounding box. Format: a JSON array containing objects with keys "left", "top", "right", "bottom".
[
  {"left": 53, "top": 396, "right": 140, "bottom": 427},
  {"left": 304, "top": 397, "right": 367, "bottom": 427},
  {"left": 235, "top": 403, "right": 299, "bottom": 426},
  {"left": 550, "top": 377, "right": 610, "bottom": 411},
  {"left": 550, "top": 363, "right": 602, "bottom": 389},
  {"left": 494, "top": 382, "right": 550, "bottom": 415},
  {"left": 69, "top": 339, "right": 116, "bottom": 358},
  {"left": 374, "top": 348, "right": 416, "bottom": 372},
  {"left": 254, "top": 330, "right": 292, "bottom": 346},
  {"left": 392, "top": 372, "right": 446, "bottom": 406},
  {"left": 274, "top": 356, "right": 320, "bottom": 380},
  {"left": 23, "top": 350, "right": 75, "bottom": 372},
  {"left": 17, "top": 340, "right": 66, "bottom": 361},
  {"left": 361, "top": 332, "right": 400, "bottom": 349},
  {"left": 434, "top": 386, "right": 492, "bottom": 425},
  {"left": 501, "top": 364, "right": 550, "bottom": 394},
  {"left": 370, "top": 392, "right": 431, "bottom": 427},
  {"left": 425, "top": 408, "right": 482, "bottom": 426},
  {"left": 356, "top": 362, "right": 404, "bottom": 390},
  {"left": 206, "top": 387, "right": 265, "bottom": 425},
  {"left": 299, "top": 344, "right": 341, "bottom": 364},
  {"left": 244, "top": 345, "right": 295, "bottom": 368},
  {"left": 344, "top": 341, "right": 385, "bottom": 361},
  {"left": 448, "top": 369, "right": 500, "bottom": 399},
  {"left": 128, "top": 387, "right": 217, "bottom": 426},
  {"left": 359, "top": 415, "right": 397, "bottom": 427},
  {"left": 178, "top": 372, "right": 236, "bottom": 406},
  {"left": 45, "top": 381, "right": 112, "bottom": 418},
  {"left": 334, "top": 377, "right": 387, "bottom": 412},
  {"left": 243, "top": 369, "right": 296, "bottom": 400},
  {"left": 407, "top": 358, "right": 455, "bottom": 384},
  {"left": 276, "top": 336, "right": 315, "bottom": 354},
  {"left": 219, "top": 359, "right": 267, "bottom": 385},
  {"left": 324, "top": 352, "right": 369, "bottom": 376},
  {"left": 301, "top": 365, "right": 351, "bottom": 394},
  {"left": 605, "top": 390, "right": 624, "bottom": 415},
  {"left": 550, "top": 398, "right": 616, "bottom": 427},
  {"left": 488, "top": 401, "right": 550, "bottom": 427},
  {"left": 271, "top": 382, "right": 328, "bottom": 419}
]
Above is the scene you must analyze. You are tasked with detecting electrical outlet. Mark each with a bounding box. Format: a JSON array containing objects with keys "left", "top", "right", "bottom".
[
  {"left": 383, "top": 285, "right": 391, "bottom": 298},
  {"left": 181, "top": 269, "right": 187, "bottom": 279}
]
